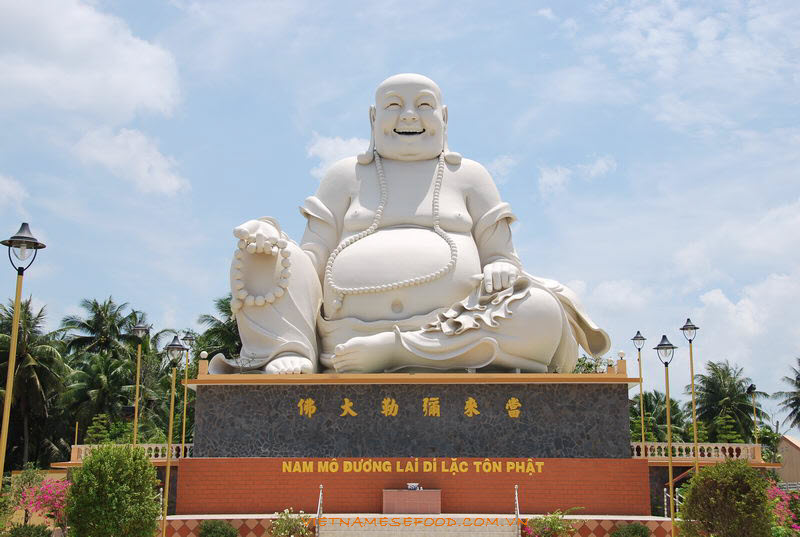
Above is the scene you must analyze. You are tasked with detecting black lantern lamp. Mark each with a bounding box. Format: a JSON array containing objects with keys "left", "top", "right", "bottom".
[
  {"left": 1, "top": 223, "right": 46, "bottom": 273},
  {"left": 181, "top": 332, "right": 196, "bottom": 349},
  {"left": 165, "top": 335, "right": 188, "bottom": 363},
  {"left": 680, "top": 318, "right": 699, "bottom": 343},
  {"left": 632, "top": 331, "right": 646, "bottom": 350},
  {"left": 132, "top": 323, "right": 151, "bottom": 340},
  {"left": 654, "top": 335, "right": 677, "bottom": 366}
]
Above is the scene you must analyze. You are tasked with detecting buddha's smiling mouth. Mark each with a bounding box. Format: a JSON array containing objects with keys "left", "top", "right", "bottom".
[{"left": 393, "top": 128, "right": 426, "bottom": 136}]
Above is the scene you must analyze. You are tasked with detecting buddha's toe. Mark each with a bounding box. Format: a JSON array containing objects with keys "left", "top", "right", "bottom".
[{"left": 264, "top": 355, "right": 313, "bottom": 374}]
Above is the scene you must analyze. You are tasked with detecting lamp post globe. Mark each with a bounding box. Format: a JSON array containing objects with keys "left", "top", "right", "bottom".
[
  {"left": 166, "top": 335, "right": 188, "bottom": 363},
  {"left": 133, "top": 322, "right": 150, "bottom": 340},
  {"left": 654, "top": 335, "right": 677, "bottom": 365},
  {"left": 2, "top": 222, "right": 46, "bottom": 272},
  {"left": 631, "top": 331, "right": 646, "bottom": 350},
  {"left": 182, "top": 332, "right": 196, "bottom": 349},
  {"left": 680, "top": 318, "right": 699, "bottom": 342}
]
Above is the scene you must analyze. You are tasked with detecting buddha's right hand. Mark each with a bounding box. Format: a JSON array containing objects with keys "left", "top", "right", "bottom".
[{"left": 233, "top": 219, "right": 285, "bottom": 254}]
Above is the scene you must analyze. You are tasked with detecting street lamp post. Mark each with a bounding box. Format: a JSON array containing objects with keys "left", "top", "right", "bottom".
[
  {"left": 165, "top": 335, "right": 187, "bottom": 445},
  {"left": 0, "top": 223, "right": 46, "bottom": 475},
  {"left": 632, "top": 331, "right": 647, "bottom": 458},
  {"left": 680, "top": 318, "right": 700, "bottom": 473},
  {"left": 132, "top": 322, "right": 150, "bottom": 445},
  {"left": 655, "top": 335, "right": 678, "bottom": 529},
  {"left": 747, "top": 384, "right": 758, "bottom": 445},
  {"left": 161, "top": 367, "right": 177, "bottom": 537},
  {"left": 179, "top": 332, "right": 195, "bottom": 457}
]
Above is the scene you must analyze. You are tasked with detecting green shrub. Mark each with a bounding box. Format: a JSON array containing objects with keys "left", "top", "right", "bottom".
[
  {"left": 66, "top": 444, "right": 160, "bottom": 537},
  {"left": 522, "top": 510, "right": 580, "bottom": 537},
  {"left": 199, "top": 520, "right": 238, "bottom": 537},
  {"left": 8, "top": 524, "right": 52, "bottom": 537},
  {"left": 0, "top": 491, "right": 14, "bottom": 532},
  {"left": 678, "top": 459, "right": 771, "bottom": 537},
  {"left": 271, "top": 508, "right": 312, "bottom": 537},
  {"left": 611, "top": 523, "right": 650, "bottom": 537}
]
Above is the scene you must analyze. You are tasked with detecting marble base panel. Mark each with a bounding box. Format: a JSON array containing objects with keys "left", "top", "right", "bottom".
[{"left": 193, "top": 383, "right": 630, "bottom": 458}]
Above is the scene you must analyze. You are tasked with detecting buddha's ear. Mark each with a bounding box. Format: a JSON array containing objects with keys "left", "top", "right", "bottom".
[
  {"left": 358, "top": 105, "right": 377, "bottom": 164},
  {"left": 441, "top": 105, "right": 461, "bottom": 165}
]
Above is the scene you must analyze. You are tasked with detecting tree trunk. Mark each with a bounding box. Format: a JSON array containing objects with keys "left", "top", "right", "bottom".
[{"left": 22, "top": 402, "right": 30, "bottom": 466}]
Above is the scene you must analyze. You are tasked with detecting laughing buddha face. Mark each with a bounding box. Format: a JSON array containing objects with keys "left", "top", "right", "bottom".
[{"left": 371, "top": 73, "right": 447, "bottom": 161}]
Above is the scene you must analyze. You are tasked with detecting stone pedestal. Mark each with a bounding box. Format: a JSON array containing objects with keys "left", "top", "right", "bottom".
[
  {"left": 179, "top": 372, "right": 647, "bottom": 516},
  {"left": 191, "top": 375, "right": 632, "bottom": 459}
]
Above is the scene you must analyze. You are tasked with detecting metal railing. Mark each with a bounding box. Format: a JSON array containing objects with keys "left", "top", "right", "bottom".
[
  {"left": 316, "top": 484, "right": 323, "bottom": 537},
  {"left": 70, "top": 443, "right": 193, "bottom": 462},
  {"left": 664, "top": 486, "right": 684, "bottom": 516},
  {"left": 630, "top": 442, "right": 762, "bottom": 462}
]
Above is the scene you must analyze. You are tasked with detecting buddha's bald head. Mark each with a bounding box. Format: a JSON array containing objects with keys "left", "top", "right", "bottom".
[
  {"left": 371, "top": 73, "right": 447, "bottom": 162},
  {"left": 375, "top": 73, "right": 443, "bottom": 104}
]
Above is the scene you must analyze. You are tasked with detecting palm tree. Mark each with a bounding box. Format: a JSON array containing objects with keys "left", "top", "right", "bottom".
[
  {"left": 197, "top": 295, "right": 241, "bottom": 359},
  {"left": 62, "top": 352, "right": 132, "bottom": 424},
  {"left": 61, "top": 297, "right": 139, "bottom": 359},
  {"left": 0, "top": 299, "right": 66, "bottom": 465},
  {"left": 774, "top": 357, "right": 800, "bottom": 429},
  {"left": 631, "top": 390, "right": 689, "bottom": 442},
  {"left": 689, "top": 360, "right": 767, "bottom": 442}
]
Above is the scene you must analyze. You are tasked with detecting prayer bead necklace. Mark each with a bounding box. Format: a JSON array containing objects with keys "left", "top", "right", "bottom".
[
  {"left": 231, "top": 237, "right": 292, "bottom": 313},
  {"left": 324, "top": 150, "right": 458, "bottom": 310}
]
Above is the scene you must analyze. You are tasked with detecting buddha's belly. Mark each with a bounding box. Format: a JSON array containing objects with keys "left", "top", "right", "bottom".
[{"left": 326, "top": 228, "right": 481, "bottom": 322}]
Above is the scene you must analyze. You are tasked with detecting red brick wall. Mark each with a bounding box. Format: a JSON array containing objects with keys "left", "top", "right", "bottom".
[{"left": 176, "top": 457, "right": 650, "bottom": 516}]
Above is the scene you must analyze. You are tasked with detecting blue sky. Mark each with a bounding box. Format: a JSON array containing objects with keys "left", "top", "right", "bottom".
[{"left": 1, "top": 0, "right": 798, "bottom": 421}]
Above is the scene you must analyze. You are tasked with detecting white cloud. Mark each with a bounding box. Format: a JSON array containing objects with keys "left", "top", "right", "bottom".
[
  {"left": 0, "top": 174, "right": 28, "bottom": 214},
  {"left": 596, "top": 0, "right": 800, "bottom": 133},
  {"left": 0, "top": 0, "right": 179, "bottom": 122},
  {"left": 589, "top": 279, "right": 654, "bottom": 313},
  {"left": 536, "top": 8, "right": 556, "bottom": 21},
  {"left": 168, "top": 0, "right": 304, "bottom": 72},
  {"left": 486, "top": 155, "right": 517, "bottom": 184},
  {"left": 306, "top": 133, "right": 368, "bottom": 180},
  {"left": 538, "top": 155, "right": 617, "bottom": 197},
  {"left": 74, "top": 129, "right": 189, "bottom": 195},
  {"left": 674, "top": 197, "right": 800, "bottom": 285},
  {"left": 576, "top": 156, "right": 617, "bottom": 179},
  {"left": 540, "top": 61, "right": 634, "bottom": 105},
  {"left": 691, "top": 272, "right": 800, "bottom": 390},
  {"left": 538, "top": 165, "right": 572, "bottom": 197},
  {"left": 560, "top": 18, "right": 579, "bottom": 37}
]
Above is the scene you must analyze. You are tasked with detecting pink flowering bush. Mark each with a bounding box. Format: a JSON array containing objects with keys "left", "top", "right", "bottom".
[
  {"left": 767, "top": 483, "right": 800, "bottom": 536},
  {"left": 16, "top": 479, "right": 70, "bottom": 529}
]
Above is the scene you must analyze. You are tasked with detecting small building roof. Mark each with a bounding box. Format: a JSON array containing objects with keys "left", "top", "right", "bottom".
[{"left": 781, "top": 435, "right": 800, "bottom": 451}]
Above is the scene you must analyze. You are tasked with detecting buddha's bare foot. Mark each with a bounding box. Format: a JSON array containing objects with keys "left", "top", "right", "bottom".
[
  {"left": 264, "top": 355, "right": 314, "bottom": 374},
  {"left": 333, "top": 331, "right": 409, "bottom": 373}
]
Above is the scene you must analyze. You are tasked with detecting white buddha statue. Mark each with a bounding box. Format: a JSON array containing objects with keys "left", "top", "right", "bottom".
[{"left": 210, "top": 73, "right": 610, "bottom": 375}]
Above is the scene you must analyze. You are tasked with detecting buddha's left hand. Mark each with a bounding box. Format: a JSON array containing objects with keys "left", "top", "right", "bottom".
[{"left": 482, "top": 261, "right": 520, "bottom": 294}]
